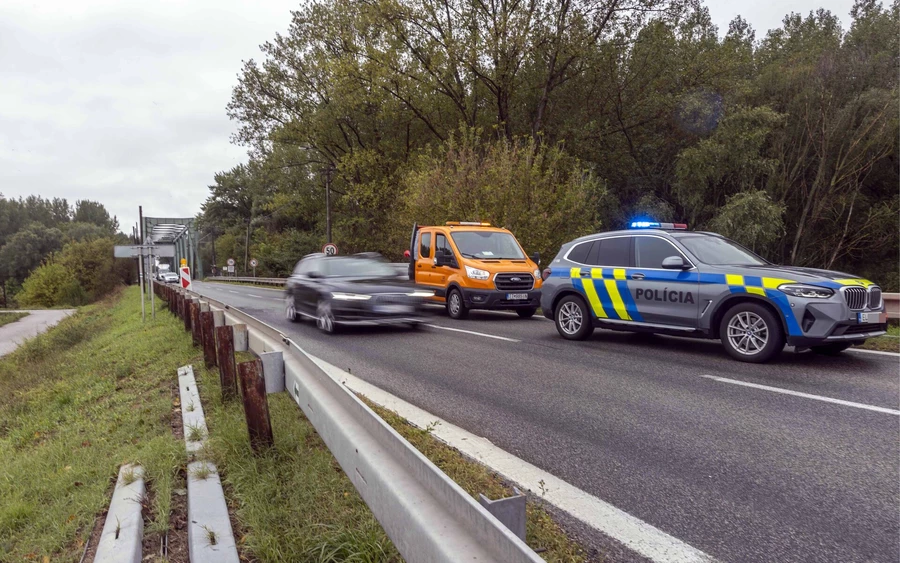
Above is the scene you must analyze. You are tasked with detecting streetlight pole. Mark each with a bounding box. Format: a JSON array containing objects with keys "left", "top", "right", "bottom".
[{"left": 325, "top": 164, "right": 334, "bottom": 244}]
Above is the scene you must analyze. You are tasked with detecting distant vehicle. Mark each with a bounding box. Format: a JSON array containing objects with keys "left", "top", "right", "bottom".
[
  {"left": 284, "top": 253, "right": 432, "bottom": 333},
  {"left": 161, "top": 272, "right": 180, "bottom": 284},
  {"left": 408, "top": 222, "right": 542, "bottom": 319},
  {"left": 540, "top": 221, "right": 887, "bottom": 363}
]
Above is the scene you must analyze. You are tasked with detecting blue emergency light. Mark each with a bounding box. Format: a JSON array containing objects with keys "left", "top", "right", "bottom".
[{"left": 629, "top": 221, "right": 688, "bottom": 230}]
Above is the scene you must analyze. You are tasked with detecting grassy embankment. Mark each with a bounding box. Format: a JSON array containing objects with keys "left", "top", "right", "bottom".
[
  {"left": 857, "top": 322, "right": 899, "bottom": 352},
  {"left": 0, "top": 312, "right": 28, "bottom": 328}
]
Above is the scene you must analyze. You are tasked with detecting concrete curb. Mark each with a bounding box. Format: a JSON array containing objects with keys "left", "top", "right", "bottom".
[
  {"left": 178, "top": 364, "right": 239, "bottom": 563},
  {"left": 93, "top": 464, "right": 145, "bottom": 563}
]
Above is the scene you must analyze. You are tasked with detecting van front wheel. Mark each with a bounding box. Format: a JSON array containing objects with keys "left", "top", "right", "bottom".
[{"left": 447, "top": 289, "right": 469, "bottom": 320}]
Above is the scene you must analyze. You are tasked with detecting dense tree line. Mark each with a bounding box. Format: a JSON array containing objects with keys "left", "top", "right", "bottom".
[
  {"left": 200, "top": 0, "right": 898, "bottom": 289},
  {"left": 0, "top": 195, "right": 132, "bottom": 306}
]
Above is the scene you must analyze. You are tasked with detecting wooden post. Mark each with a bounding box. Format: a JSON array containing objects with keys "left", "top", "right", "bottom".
[
  {"left": 182, "top": 296, "right": 191, "bottom": 330},
  {"left": 200, "top": 311, "right": 217, "bottom": 368},
  {"left": 215, "top": 325, "right": 237, "bottom": 401},
  {"left": 237, "top": 358, "right": 274, "bottom": 453},
  {"left": 190, "top": 301, "right": 201, "bottom": 346}
]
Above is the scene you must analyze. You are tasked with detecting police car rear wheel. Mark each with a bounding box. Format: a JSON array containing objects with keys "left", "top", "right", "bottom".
[
  {"left": 720, "top": 303, "right": 784, "bottom": 363},
  {"left": 555, "top": 295, "right": 593, "bottom": 340}
]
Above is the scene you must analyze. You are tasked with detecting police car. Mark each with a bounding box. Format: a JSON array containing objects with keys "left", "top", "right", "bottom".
[{"left": 540, "top": 222, "right": 887, "bottom": 363}]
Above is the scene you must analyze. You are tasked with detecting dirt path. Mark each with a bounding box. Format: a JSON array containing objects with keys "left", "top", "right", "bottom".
[{"left": 0, "top": 309, "right": 76, "bottom": 357}]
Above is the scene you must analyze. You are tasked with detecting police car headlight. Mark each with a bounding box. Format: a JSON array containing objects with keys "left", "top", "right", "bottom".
[
  {"left": 465, "top": 266, "right": 490, "bottom": 280},
  {"left": 778, "top": 284, "right": 834, "bottom": 299},
  {"left": 331, "top": 292, "right": 372, "bottom": 301},
  {"left": 533, "top": 269, "right": 540, "bottom": 280}
]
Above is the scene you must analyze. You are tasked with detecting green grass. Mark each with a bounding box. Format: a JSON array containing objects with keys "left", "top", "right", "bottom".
[
  {"left": 0, "top": 287, "right": 191, "bottom": 561},
  {"left": 0, "top": 312, "right": 28, "bottom": 328},
  {"left": 193, "top": 364, "right": 400, "bottom": 562},
  {"left": 857, "top": 322, "right": 899, "bottom": 352}
]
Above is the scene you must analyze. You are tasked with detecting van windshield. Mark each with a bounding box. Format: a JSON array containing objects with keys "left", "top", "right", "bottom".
[{"left": 450, "top": 231, "right": 525, "bottom": 260}]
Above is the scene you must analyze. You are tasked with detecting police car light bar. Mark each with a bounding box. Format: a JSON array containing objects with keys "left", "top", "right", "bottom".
[
  {"left": 629, "top": 221, "right": 688, "bottom": 230},
  {"left": 446, "top": 221, "right": 492, "bottom": 226}
]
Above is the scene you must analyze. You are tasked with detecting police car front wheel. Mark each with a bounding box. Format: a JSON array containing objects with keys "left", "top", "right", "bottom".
[
  {"left": 555, "top": 295, "right": 594, "bottom": 340},
  {"left": 719, "top": 303, "right": 784, "bottom": 363}
]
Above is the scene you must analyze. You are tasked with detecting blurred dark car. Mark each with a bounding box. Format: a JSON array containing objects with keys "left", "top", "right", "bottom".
[{"left": 284, "top": 253, "right": 432, "bottom": 333}]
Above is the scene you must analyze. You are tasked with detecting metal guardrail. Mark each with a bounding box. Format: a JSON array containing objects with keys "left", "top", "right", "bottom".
[
  {"left": 206, "top": 276, "right": 286, "bottom": 286},
  {"left": 182, "top": 286, "right": 544, "bottom": 562},
  {"left": 884, "top": 293, "right": 898, "bottom": 320}
]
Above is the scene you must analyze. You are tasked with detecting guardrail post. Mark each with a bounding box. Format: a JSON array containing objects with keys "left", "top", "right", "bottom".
[
  {"left": 190, "top": 300, "right": 201, "bottom": 346},
  {"left": 215, "top": 325, "right": 238, "bottom": 401},
  {"left": 237, "top": 358, "right": 273, "bottom": 453},
  {"left": 478, "top": 488, "right": 527, "bottom": 541},
  {"left": 183, "top": 296, "right": 191, "bottom": 330},
  {"left": 233, "top": 324, "right": 248, "bottom": 352},
  {"left": 200, "top": 311, "right": 217, "bottom": 368}
]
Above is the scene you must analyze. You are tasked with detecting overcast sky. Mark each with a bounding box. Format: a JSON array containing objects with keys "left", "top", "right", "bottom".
[{"left": 1, "top": 0, "right": 856, "bottom": 232}]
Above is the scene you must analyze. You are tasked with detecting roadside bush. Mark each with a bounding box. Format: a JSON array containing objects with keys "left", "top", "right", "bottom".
[
  {"left": 17, "top": 262, "right": 87, "bottom": 308},
  {"left": 58, "top": 237, "right": 119, "bottom": 300}
]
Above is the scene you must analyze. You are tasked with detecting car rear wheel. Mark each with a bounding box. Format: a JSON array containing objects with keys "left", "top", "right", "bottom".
[
  {"left": 719, "top": 303, "right": 784, "bottom": 363},
  {"left": 285, "top": 296, "right": 299, "bottom": 323},
  {"left": 810, "top": 342, "right": 852, "bottom": 356},
  {"left": 516, "top": 308, "right": 537, "bottom": 318},
  {"left": 316, "top": 300, "right": 337, "bottom": 334},
  {"left": 555, "top": 295, "right": 593, "bottom": 340},
  {"left": 447, "top": 289, "right": 469, "bottom": 320}
]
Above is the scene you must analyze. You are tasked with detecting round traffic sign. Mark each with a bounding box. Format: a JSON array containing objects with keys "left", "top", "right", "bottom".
[
  {"left": 250, "top": 258, "right": 258, "bottom": 268},
  {"left": 227, "top": 258, "right": 235, "bottom": 266},
  {"left": 322, "top": 243, "right": 338, "bottom": 256}
]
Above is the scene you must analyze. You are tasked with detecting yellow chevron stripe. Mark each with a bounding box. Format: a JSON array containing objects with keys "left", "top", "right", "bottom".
[
  {"left": 834, "top": 278, "right": 875, "bottom": 288},
  {"left": 613, "top": 268, "right": 627, "bottom": 280},
  {"left": 762, "top": 277, "right": 795, "bottom": 289},
  {"left": 726, "top": 274, "right": 744, "bottom": 286},
  {"left": 591, "top": 268, "right": 603, "bottom": 279},
  {"left": 747, "top": 286, "right": 766, "bottom": 296},
  {"left": 582, "top": 280, "right": 607, "bottom": 318},
  {"left": 570, "top": 267, "right": 581, "bottom": 279},
  {"left": 604, "top": 279, "right": 631, "bottom": 320}
]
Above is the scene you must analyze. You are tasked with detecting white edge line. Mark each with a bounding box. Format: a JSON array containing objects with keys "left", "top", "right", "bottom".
[
  {"left": 847, "top": 347, "right": 900, "bottom": 357},
  {"left": 424, "top": 324, "right": 520, "bottom": 342},
  {"left": 701, "top": 375, "right": 900, "bottom": 416},
  {"left": 311, "top": 354, "right": 715, "bottom": 563}
]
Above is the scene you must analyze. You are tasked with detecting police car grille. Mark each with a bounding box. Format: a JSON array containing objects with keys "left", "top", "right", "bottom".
[
  {"left": 869, "top": 287, "right": 882, "bottom": 309},
  {"left": 843, "top": 287, "right": 867, "bottom": 310},
  {"left": 494, "top": 273, "right": 534, "bottom": 291}
]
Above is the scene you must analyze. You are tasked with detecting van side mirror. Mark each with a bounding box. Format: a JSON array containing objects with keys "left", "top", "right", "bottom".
[
  {"left": 434, "top": 250, "right": 452, "bottom": 267},
  {"left": 530, "top": 252, "right": 540, "bottom": 265},
  {"left": 661, "top": 256, "right": 689, "bottom": 270}
]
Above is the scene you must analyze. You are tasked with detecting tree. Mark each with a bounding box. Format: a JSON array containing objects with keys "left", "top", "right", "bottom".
[
  {"left": 0, "top": 223, "right": 64, "bottom": 283},
  {"left": 708, "top": 191, "right": 786, "bottom": 254},
  {"left": 73, "top": 200, "right": 119, "bottom": 234}
]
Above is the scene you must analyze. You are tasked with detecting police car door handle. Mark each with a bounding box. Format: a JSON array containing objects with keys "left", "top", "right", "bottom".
[
  {"left": 631, "top": 273, "right": 645, "bottom": 280},
  {"left": 580, "top": 271, "right": 590, "bottom": 277}
]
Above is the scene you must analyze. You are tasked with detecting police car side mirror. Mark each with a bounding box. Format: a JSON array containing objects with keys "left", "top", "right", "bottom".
[{"left": 661, "top": 256, "right": 689, "bottom": 270}]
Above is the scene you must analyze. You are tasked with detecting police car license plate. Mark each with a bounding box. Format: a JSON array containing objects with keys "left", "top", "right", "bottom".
[
  {"left": 374, "top": 304, "right": 413, "bottom": 314},
  {"left": 507, "top": 293, "right": 528, "bottom": 300},
  {"left": 857, "top": 312, "right": 885, "bottom": 323}
]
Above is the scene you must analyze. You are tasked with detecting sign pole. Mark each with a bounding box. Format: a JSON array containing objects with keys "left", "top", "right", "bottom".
[
  {"left": 137, "top": 250, "right": 146, "bottom": 322},
  {"left": 148, "top": 248, "right": 155, "bottom": 320}
]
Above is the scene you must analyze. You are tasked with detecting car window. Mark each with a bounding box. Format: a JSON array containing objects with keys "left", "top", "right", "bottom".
[
  {"left": 591, "top": 237, "right": 631, "bottom": 267},
  {"left": 635, "top": 236, "right": 685, "bottom": 268},
  {"left": 567, "top": 241, "right": 594, "bottom": 264},
  {"left": 675, "top": 235, "right": 767, "bottom": 266},
  {"left": 293, "top": 259, "right": 307, "bottom": 275},
  {"left": 435, "top": 233, "right": 453, "bottom": 257},
  {"left": 420, "top": 232, "right": 432, "bottom": 258},
  {"left": 322, "top": 257, "right": 395, "bottom": 277}
]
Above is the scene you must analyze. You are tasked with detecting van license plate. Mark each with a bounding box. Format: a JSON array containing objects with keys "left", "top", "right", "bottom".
[{"left": 507, "top": 293, "right": 528, "bottom": 300}]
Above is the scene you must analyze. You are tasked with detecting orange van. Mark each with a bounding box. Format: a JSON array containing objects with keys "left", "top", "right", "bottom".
[{"left": 407, "top": 222, "right": 542, "bottom": 319}]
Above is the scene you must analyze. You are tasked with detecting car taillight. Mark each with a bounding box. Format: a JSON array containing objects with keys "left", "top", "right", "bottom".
[{"left": 542, "top": 268, "right": 551, "bottom": 281}]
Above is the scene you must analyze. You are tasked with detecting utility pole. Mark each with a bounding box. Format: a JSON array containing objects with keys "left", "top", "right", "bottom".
[
  {"left": 138, "top": 207, "right": 145, "bottom": 322},
  {"left": 325, "top": 163, "right": 334, "bottom": 243}
]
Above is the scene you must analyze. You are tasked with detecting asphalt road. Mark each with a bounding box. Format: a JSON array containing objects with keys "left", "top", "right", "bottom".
[{"left": 193, "top": 280, "right": 900, "bottom": 563}]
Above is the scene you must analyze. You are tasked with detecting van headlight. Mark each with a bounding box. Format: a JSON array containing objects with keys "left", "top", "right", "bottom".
[
  {"left": 533, "top": 269, "right": 540, "bottom": 279},
  {"left": 778, "top": 284, "right": 834, "bottom": 298},
  {"left": 465, "top": 266, "right": 490, "bottom": 280},
  {"left": 331, "top": 292, "right": 372, "bottom": 301}
]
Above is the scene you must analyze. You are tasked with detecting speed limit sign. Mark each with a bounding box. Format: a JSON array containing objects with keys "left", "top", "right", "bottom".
[
  {"left": 249, "top": 258, "right": 258, "bottom": 268},
  {"left": 322, "top": 243, "right": 338, "bottom": 256},
  {"left": 227, "top": 258, "right": 235, "bottom": 266}
]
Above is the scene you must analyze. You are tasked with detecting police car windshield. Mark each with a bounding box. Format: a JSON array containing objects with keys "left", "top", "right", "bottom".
[
  {"left": 323, "top": 257, "right": 395, "bottom": 277},
  {"left": 675, "top": 235, "right": 768, "bottom": 266},
  {"left": 450, "top": 231, "right": 525, "bottom": 260}
]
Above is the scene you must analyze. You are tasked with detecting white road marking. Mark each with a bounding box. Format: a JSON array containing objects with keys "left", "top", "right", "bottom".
[
  {"left": 424, "top": 324, "right": 520, "bottom": 342},
  {"left": 247, "top": 293, "right": 264, "bottom": 298},
  {"left": 228, "top": 290, "right": 238, "bottom": 294},
  {"left": 701, "top": 375, "right": 900, "bottom": 416},
  {"left": 848, "top": 348, "right": 900, "bottom": 357},
  {"left": 311, "top": 355, "right": 715, "bottom": 563}
]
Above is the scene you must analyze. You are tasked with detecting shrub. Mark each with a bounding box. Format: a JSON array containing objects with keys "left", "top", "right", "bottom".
[{"left": 18, "top": 261, "right": 87, "bottom": 308}]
